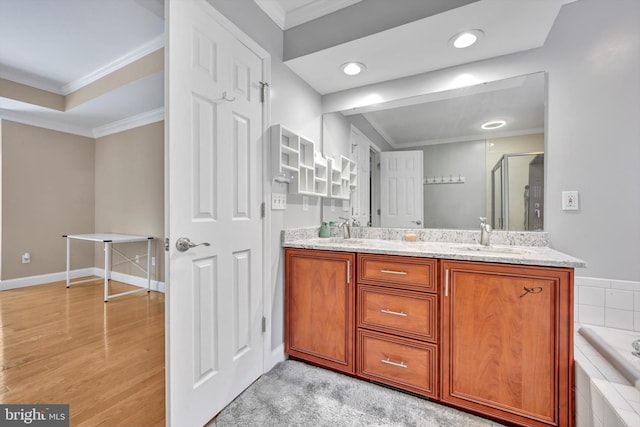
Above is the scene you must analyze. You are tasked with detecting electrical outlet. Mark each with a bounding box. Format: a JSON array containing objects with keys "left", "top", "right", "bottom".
[
  {"left": 562, "top": 191, "right": 579, "bottom": 210},
  {"left": 271, "top": 193, "right": 287, "bottom": 210},
  {"left": 302, "top": 196, "right": 309, "bottom": 211},
  {"left": 151, "top": 257, "right": 156, "bottom": 267},
  {"left": 135, "top": 254, "right": 140, "bottom": 264},
  {"left": 22, "top": 252, "right": 31, "bottom": 264}
]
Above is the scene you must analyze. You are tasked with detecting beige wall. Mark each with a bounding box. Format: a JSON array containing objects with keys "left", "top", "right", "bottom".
[
  {"left": 0, "top": 78, "right": 65, "bottom": 111},
  {"left": 94, "top": 122, "right": 164, "bottom": 282},
  {"left": 66, "top": 49, "right": 164, "bottom": 110},
  {"left": 1, "top": 120, "right": 95, "bottom": 280}
]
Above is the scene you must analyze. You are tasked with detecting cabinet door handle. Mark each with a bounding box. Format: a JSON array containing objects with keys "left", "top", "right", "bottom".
[
  {"left": 381, "top": 309, "right": 408, "bottom": 317},
  {"left": 445, "top": 269, "right": 449, "bottom": 297},
  {"left": 380, "top": 269, "right": 407, "bottom": 275},
  {"left": 347, "top": 260, "right": 351, "bottom": 284},
  {"left": 381, "top": 358, "right": 407, "bottom": 369}
]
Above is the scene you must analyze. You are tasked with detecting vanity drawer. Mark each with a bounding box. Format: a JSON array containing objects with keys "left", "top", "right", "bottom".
[
  {"left": 358, "top": 254, "right": 437, "bottom": 292},
  {"left": 357, "top": 329, "right": 438, "bottom": 399},
  {"left": 358, "top": 284, "right": 437, "bottom": 342}
]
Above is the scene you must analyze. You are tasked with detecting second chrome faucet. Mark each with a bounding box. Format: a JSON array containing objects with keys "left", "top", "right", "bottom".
[{"left": 479, "top": 217, "right": 492, "bottom": 246}]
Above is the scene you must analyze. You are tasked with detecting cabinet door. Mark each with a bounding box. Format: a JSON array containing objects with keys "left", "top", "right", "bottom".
[
  {"left": 285, "top": 249, "right": 355, "bottom": 374},
  {"left": 441, "top": 261, "right": 573, "bottom": 427}
]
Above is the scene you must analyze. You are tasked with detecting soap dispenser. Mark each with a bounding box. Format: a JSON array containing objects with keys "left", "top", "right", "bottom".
[{"left": 319, "top": 222, "right": 330, "bottom": 238}]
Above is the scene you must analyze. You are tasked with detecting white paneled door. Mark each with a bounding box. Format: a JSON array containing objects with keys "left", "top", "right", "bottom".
[
  {"left": 167, "top": 1, "right": 265, "bottom": 425},
  {"left": 380, "top": 151, "right": 423, "bottom": 228},
  {"left": 350, "top": 126, "right": 372, "bottom": 226}
]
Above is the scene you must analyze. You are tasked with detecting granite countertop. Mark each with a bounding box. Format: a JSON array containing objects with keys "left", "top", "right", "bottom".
[{"left": 282, "top": 227, "right": 586, "bottom": 269}]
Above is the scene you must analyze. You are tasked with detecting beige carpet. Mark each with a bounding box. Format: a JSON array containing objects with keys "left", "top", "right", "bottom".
[{"left": 212, "top": 360, "right": 505, "bottom": 427}]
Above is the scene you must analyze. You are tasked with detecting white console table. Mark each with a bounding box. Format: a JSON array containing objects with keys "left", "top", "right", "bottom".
[{"left": 64, "top": 233, "right": 154, "bottom": 302}]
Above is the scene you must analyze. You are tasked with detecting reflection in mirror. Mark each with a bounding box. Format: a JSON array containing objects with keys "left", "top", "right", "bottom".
[{"left": 321, "top": 72, "right": 546, "bottom": 231}]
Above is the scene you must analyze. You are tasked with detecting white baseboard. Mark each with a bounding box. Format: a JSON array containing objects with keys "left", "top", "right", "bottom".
[
  {"left": 267, "top": 344, "right": 286, "bottom": 372},
  {"left": 0, "top": 268, "right": 95, "bottom": 291},
  {"left": 94, "top": 268, "right": 165, "bottom": 293},
  {"left": 1, "top": 268, "right": 165, "bottom": 293}
]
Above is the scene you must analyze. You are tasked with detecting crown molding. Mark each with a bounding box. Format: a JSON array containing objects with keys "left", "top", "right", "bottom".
[
  {"left": 0, "top": 66, "right": 65, "bottom": 95},
  {"left": 61, "top": 35, "right": 164, "bottom": 95},
  {"left": 254, "top": 0, "right": 286, "bottom": 30},
  {"left": 362, "top": 112, "right": 397, "bottom": 148},
  {"left": 0, "top": 35, "right": 164, "bottom": 97},
  {"left": 389, "top": 128, "right": 545, "bottom": 149},
  {"left": 255, "top": 0, "right": 362, "bottom": 31},
  {"left": 285, "top": 0, "right": 361, "bottom": 29},
  {"left": 0, "top": 108, "right": 93, "bottom": 137},
  {"left": 92, "top": 107, "right": 164, "bottom": 138},
  {"left": 0, "top": 107, "right": 165, "bottom": 139}
]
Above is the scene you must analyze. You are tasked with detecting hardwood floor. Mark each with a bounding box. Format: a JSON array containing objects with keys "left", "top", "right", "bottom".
[{"left": 0, "top": 279, "right": 165, "bottom": 426}]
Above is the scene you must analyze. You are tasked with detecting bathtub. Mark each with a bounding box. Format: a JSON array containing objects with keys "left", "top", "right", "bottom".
[
  {"left": 579, "top": 326, "right": 640, "bottom": 389},
  {"left": 574, "top": 324, "right": 640, "bottom": 426}
]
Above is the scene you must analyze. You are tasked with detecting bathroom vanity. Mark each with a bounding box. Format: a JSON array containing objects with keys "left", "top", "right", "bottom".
[{"left": 283, "top": 229, "right": 585, "bottom": 427}]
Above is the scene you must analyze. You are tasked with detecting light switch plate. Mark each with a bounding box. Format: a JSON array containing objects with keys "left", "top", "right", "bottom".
[
  {"left": 562, "top": 191, "right": 579, "bottom": 210},
  {"left": 271, "top": 193, "right": 287, "bottom": 210}
]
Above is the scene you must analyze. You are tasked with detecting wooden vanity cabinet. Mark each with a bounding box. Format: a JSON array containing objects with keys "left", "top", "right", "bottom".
[
  {"left": 356, "top": 254, "right": 439, "bottom": 398},
  {"left": 285, "top": 248, "right": 356, "bottom": 374},
  {"left": 441, "top": 260, "right": 574, "bottom": 427}
]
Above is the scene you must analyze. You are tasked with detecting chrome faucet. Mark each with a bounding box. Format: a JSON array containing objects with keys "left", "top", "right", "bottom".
[
  {"left": 479, "top": 217, "right": 492, "bottom": 246},
  {"left": 338, "top": 217, "right": 354, "bottom": 239}
]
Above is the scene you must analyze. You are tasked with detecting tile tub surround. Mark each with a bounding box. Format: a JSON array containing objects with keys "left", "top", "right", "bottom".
[
  {"left": 575, "top": 277, "right": 640, "bottom": 332},
  {"left": 281, "top": 227, "right": 585, "bottom": 268},
  {"left": 575, "top": 325, "right": 640, "bottom": 427}
]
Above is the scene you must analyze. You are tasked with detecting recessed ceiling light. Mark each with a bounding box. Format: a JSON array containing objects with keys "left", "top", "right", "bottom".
[
  {"left": 341, "top": 62, "right": 366, "bottom": 76},
  {"left": 450, "top": 29, "right": 484, "bottom": 49},
  {"left": 481, "top": 120, "right": 507, "bottom": 130}
]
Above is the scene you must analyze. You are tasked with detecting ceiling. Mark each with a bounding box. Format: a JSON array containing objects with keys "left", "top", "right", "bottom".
[
  {"left": 0, "top": 0, "right": 164, "bottom": 137},
  {"left": 0, "top": 0, "right": 575, "bottom": 139},
  {"left": 277, "top": 0, "right": 576, "bottom": 94}
]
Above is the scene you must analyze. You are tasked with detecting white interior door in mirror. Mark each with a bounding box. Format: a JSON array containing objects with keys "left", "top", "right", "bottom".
[
  {"left": 380, "top": 151, "right": 423, "bottom": 228},
  {"left": 350, "top": 127, "right": 372, "bottom": 226}
]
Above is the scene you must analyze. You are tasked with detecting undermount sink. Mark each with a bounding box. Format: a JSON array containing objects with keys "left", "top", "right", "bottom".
[{"left": 454, "top": 245, "right": 535, "bottom": 255}]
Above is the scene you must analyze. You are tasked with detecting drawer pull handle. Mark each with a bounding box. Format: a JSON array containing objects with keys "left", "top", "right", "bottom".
[
  {"left": 380, "top": 269, "right": 407, "bottom": 275},
  {"left": 381, "top": 358, "right": 407, "bottom": 369},
  {"left": 381, "top": 309, "right": 408, "bottom": 317}
]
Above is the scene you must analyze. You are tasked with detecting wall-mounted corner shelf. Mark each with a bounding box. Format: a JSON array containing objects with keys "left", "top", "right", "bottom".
[
  {"left": 271, "top": 124, "right": 328, "bottom": 197},
  {"left": 328, "top": 155, "right": 357, "bottom": 200}
]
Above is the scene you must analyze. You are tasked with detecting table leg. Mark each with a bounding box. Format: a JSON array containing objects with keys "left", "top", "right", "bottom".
[
  {"left": 146, "top": 239, "right": 152, "bottom": 292},
  {"left": 104, "top": 242, "right": 111, "bottom": 302},
  {"left": 66, "top": 237, "right": 70, "bottom": 288}
]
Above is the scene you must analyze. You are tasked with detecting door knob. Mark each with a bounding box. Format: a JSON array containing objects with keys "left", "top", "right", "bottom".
[
  {"left": 176, "top": 237, "right": 210, "bottom": 252},
  {"left": 412, "top": 220, "right": 422, "bottom": 225}
]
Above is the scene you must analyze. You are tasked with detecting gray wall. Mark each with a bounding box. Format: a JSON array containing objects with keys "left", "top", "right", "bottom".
[
  {"left": 322, "top": 0, "right": 640, "bottom": 281},
  {"left": 403, "top": 140, "right": 486, "bottom": 229},
  {"left": 284, "top": 0, "right": 477, "bottom": 61}
]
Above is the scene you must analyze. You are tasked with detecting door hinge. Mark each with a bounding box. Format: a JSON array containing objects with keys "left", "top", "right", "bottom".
[
  {"left": 261, "top": 202, "right": 266, "bottom": 218},
  {"left": 164, "top": 237, "right": 169, "bottom": 252},
  {"left": 259, "top": 81, "right": 269, "bottom": 103},
  {"left": 261, "top": 316, "right": 266, "bottom": 333}
]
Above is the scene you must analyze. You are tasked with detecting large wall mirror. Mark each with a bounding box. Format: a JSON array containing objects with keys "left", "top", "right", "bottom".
[{"left": 322, "top": 71, "right": 547, "bottom": 232}]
